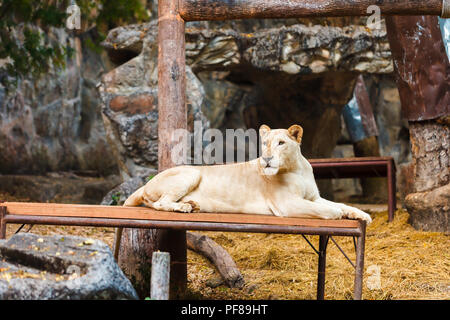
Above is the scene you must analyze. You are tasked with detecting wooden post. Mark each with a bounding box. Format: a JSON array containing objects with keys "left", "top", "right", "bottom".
[
  {"left": 179, "top": 0, "right": 443, "bottom": 21},
  {"left": 115, "top": 0, "right": 187, "bottom": 299},
  {"left": 157, "top": 0, "right": 188, "bottom": 298},
  {"left": 151, "top": 252, "right": 171, "bottom": 300}
]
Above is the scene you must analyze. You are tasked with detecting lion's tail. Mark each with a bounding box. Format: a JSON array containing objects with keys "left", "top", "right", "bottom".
[{"left": 123, "top": 186, "right": 145, "bottom": 207}]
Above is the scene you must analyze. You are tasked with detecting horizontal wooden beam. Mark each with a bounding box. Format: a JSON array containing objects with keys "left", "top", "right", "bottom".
[{"left": 179, "top": 0, "right": 444, "bottom": 21}]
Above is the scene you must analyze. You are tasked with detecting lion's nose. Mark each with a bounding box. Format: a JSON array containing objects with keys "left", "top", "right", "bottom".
[{"left": 263, "top": 156, "right": 273, "bottom": 164}]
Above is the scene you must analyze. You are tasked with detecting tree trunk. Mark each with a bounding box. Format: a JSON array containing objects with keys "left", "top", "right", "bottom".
[
  {"left": 179, "top": 0, "right": 443, "bottom": 21},
  {"left": 404, "top": 119, "right": 449, "bottom": 232},
  {"left": 117, "top": 228, "right": 160, "bottom": 298},
  {"left": 386, "top": 15, "right": 449, "bottom": 231},
  {"left": 118, "top": 0, "right": 188, "bottom": 299}
]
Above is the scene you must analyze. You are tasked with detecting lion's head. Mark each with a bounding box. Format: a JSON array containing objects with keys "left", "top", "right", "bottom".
[{"left": 258, "top": 124, "right": 303, "bottom": 176}]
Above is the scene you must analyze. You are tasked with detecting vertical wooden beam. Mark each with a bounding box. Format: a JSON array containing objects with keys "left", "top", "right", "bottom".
[{"left": 158, "top": 0, "right": 187, "bottom": 299}]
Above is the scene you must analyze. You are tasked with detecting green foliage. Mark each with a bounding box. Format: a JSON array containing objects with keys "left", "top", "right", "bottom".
[
  {"left": 0, "top": 0, "right": 149, "bottom": 87},
  {"left": 111, "top": 192, "right": 121, "bottom": 206}
]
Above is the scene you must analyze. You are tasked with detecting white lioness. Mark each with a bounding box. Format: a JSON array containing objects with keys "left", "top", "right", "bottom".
[{"left": 124, "top": 124, "right": 372, "bottom": 223}]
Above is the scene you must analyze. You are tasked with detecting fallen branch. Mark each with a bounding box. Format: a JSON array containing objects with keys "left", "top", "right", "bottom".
[{"left": 186, "top": 232, "right": 244, "bottom": 288}]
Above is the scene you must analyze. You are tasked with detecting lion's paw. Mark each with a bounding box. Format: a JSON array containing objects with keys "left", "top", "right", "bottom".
[
  {"left": 176, "top": 202, "right": 194, "bottom": 213},
  {"left": 342, "top": 206, "right": 372, "bottom": 224}
]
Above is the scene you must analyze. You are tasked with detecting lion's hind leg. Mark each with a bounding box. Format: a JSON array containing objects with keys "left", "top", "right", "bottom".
[
  {"left": 152, "top": 195, "right": 194, "bottom": 213},
  {"left": 149, "top": 167, "right": 202, "bottom": 213}
]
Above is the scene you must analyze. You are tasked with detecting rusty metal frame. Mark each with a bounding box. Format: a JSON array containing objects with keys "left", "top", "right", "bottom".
[{"left": 310, "top": 157, "right": 397, "bottom": 222}]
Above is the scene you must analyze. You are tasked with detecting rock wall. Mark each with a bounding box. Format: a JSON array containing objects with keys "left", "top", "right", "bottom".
[
  {"left": 100, "top": 18, "right": 395, "bottom": 187},
  {"left": 0, "top": 29, "right": 118, "bottom": 176},
  {"left": 0, "top": 15, "right": 414, "bottom": 205}
]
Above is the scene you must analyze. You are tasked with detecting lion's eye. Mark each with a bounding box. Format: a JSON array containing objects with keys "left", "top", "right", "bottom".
[{"left": 278, "top": 141, "right": 285, "bottom": 146}]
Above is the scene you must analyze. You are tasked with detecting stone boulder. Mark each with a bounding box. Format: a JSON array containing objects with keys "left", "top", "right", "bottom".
[
  {"left": 0, "top": 173, "right": 121, "bottom": 204},
  {"left": 0, "top": 233, "right": 138, "bottom": 300},
  {"left": 101, "top": 173, "right": 155, "bottom": 206}
]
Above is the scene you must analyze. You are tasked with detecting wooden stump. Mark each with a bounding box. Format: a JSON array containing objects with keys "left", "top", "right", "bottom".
[
  {"left": 151, "top": 252, "right": 170, "bottom": 300},
  {"left": 404, "top": 119, "right": 449, "bottom": 232}
]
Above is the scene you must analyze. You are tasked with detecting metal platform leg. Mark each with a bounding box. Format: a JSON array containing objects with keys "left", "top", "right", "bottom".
[
  {"left": 354, "top": 221, "right": 366, "bottom": 300},
  {"left": 0, "top": 206, "right": 6, "bottom": 240},
  {"left": 317, "top": 235, "right": 329, "bottom": 300},
  {"left": 387, "top": 160, "right": 396, "bottom": 222}
]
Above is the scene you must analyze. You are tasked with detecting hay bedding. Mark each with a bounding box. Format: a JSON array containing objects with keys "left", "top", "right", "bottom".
[
  {"left": 186, "top": 210, "right": 449, "bottom": 300},
  {"left": 4, "top": 201, "right": 449, "bottom": 300}
]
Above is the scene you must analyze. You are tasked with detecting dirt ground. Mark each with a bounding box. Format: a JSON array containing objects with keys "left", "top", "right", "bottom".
[{"left": 2, "top": 195, "right": 449, "bottom": 300}]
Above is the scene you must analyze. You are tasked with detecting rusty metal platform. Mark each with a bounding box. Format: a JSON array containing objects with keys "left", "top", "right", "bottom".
[
  {"left": 0, "top": 202, "right": 367, "bottom": 300},
  {"left": 309, "top": 157, "right": 397, "bottom": 222}
]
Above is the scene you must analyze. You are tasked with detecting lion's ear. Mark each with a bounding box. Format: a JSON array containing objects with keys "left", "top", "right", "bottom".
[
  {"left": 288, "top": 125, "right": 303, "bottom": 144},
  {"left": 259, "top": 124, "right": 271, "bottom": 137}
]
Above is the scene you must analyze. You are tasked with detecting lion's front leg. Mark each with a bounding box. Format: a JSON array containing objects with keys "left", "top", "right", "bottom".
[
  {"left": 279, "top": 198, "right": 344, "bottom": 220},
  {"left": 314, "top": 197, "right": 372, "bottom": 223}
]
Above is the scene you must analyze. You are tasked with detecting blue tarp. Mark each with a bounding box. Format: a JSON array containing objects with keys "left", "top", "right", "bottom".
[
  {"left": 438, "top": 18, "right": 450, "bottom": 62},
  {"left": 342, "top": 95, "right": 367, "bottom": 143}
]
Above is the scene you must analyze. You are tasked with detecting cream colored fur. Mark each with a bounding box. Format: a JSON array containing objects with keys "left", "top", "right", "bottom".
[{"left": 124, "top": 125, "right": 372, "bottom": 223}]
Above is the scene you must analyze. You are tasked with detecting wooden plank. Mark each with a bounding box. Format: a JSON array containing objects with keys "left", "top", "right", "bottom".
[
  {"left": 2, "top": 202, "right": 359, "bottom": 229},
  {"left": 179, "top": 0, "right": 443, "bottom": 22}
]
